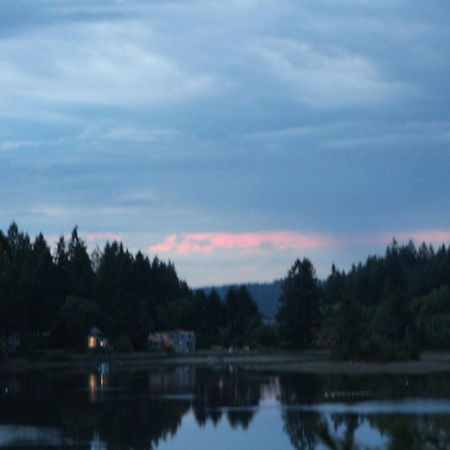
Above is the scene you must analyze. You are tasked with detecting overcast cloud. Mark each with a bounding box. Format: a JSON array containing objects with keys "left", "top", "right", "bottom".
[{"left": 0, "top": 0, "right": 449, "bottom": 286}]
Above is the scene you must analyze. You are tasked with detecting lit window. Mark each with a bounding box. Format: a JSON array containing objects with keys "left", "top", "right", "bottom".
[{"left": 88, "top": 336, "right": 96, "bottom": 349}]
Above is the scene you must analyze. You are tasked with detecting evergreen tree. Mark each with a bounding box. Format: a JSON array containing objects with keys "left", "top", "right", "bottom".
[
  {"left": 53, "top": 235, "right": 70, "bottom": 307},
  {"left": 203, "top": 289, "right": 226, "bottom": 336},
  {"left": 324, "top": 264, "right": 346, "bottom": 305},
  {"left": 412, "top": 286, "right": 450, "bottom": 349},
  {"left": 277, "top": 259, "right": 321, "bottom": 348},
  {"left": 5, "top": 223, "right": 32, "bottom": 335},
  {"left": 0, "top": 231, "right": 11, "bottom": 260},
  {"left": 66, "top": 227, "right": 95, "bottom": 299},
  {"left": 370, "top": 293, "right": 420, "bottom": 361},
  {"left": 27, "top": 233, "right": 58, "bottom": 336},
  {"left": 329, "top": 296, "right": 366, "bottom": 361},
  {"left": 54, "top": 295, "right": 100, "bottom": 348},
  {"left": 224, "top": 286, "right": 260, "bottom": 346}
]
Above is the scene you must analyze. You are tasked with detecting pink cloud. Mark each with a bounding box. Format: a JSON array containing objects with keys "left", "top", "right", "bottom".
[
  {"left": 149, "top": 231, "right": 337, "bottom": 255},
  {"left": 149, "top": 229, "right": 450, "bottom": 256},
  {"left": 150, "top": 234, "right": 178, "bottom": 253}
]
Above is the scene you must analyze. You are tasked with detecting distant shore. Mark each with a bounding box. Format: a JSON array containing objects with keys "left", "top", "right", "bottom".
[{"left": 3, "top": 350, "right": 450, "bottom": 374}]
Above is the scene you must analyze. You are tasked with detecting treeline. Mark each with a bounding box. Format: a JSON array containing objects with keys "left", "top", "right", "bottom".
[
  {"left": 277, "top": 240, "right": 450, "bottom": 361},
  {"left": 0, "top": 223, "right": 261, "bottom": 352},
  {"left": 1, "top": 222, "right": 450, "bottom": 360}
]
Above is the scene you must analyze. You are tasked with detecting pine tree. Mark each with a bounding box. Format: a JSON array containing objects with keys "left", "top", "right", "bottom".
[{"left": 277, "top": 259, "right": 321, "bottom": 348}]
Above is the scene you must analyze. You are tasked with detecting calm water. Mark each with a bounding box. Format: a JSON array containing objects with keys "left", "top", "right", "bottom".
[{"left": 1, "top": 364, "right": 450, "bottom": 449}]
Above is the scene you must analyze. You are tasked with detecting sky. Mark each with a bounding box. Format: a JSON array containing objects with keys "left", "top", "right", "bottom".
[{"left": 0, "top": 0, "right": 449, "bottom": 287}]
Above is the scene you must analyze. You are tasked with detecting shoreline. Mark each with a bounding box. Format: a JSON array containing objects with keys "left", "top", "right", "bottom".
[
  {"left": 2, "top": 351, "right": 450, "bottom": 374},
  {"left": 0, "top": 352, "right": 310, "bottom": 373}
]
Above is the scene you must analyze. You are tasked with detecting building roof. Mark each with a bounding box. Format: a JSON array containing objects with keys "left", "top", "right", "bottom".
[
  {"left": 148, "top": 330, "right": 195, "bottom": 339},
  {"left": 170, "top": 329, "right": 195, "bottom": 335},
  {"left": 88, "top": 326, "right": 103, "bottom": 337}
]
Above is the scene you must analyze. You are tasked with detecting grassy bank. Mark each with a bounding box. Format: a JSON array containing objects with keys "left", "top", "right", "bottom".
[{"left": 3, "top": 349, "right": 450, "bottom": 374}]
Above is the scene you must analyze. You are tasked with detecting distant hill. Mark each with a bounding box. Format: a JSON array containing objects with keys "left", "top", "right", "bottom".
[{"left": 201, "top": 280, "right": 283, "bottom": 317}]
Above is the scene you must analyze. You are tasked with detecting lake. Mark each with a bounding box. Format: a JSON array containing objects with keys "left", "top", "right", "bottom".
[{"left": 1, "top": 364, "right": 450, "bottom": 449}]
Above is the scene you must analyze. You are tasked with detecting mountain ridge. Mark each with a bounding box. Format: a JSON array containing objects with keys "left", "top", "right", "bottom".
[{"left": 201, "top": 280, "right": 283, "bottom": 317}]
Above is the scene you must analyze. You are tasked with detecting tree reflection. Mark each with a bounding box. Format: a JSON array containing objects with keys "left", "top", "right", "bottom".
[
  {"left": 329, "top": 413, "right": 361, "bottom": 439},
  {"left": 282, "top": 411, "right": 321, "bottom": 450},
  {"left": 3, "top": 368, "right": 450, "bottom": 449},
  {"left": 316, "top": 420, "right": 357, "bottom": 450},
  {"left": 277, "top": 373, "right": 324, "bottom": 449},
  {"left": 370, "top": 415, "right": 450, "bottom": 450},
  {"left": 192, "top": 367, "right": 260, "bottom": 429},
  {"left": 0, "top": 369, "right": 190, "bottom": 450},
  {"left": 0, "top": 366, "right": 264, "bottom": 449},
  {"left": 97, "top": 399, "right": 189, "bottom": 450},
  {"left": 283, "top": 413, "right": 450, "bottom": 450}
]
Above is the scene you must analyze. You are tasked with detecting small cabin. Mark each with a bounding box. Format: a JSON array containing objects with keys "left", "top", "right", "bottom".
[
  {"left": 148, "top": 330, "right": 196, "bottom": 353},
  {"left": 87, "top": 326, "right": 109, "bottom": 352},
  {"left": 169, "top": 330, "right": 196, "bottom": 353}
]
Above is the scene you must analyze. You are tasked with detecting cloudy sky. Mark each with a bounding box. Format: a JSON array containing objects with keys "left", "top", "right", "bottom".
[{"left": 0, "top": 0, "right": 449, "bottom": 286}]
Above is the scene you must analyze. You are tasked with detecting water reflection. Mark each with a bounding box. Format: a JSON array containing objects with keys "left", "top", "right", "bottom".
[
  {"left": 192, "top": 367, "right": 261, "bottom": 430},
  {"left": 1, "top": 368, "right": 450, "bottom": 449},
  {"left": 89, "top": 363, "right": 110, "bottom": 403}
]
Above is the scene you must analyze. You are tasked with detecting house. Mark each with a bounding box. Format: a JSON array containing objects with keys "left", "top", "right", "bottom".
[
  {"left": 87, "top": 326, "right": 109, "bottom": 352},
  {"left": 148, "top": 332, "right": 166, "bottom": 351},
  {"left": 148, "top": 330, "right": 196, "bottom": 353}
]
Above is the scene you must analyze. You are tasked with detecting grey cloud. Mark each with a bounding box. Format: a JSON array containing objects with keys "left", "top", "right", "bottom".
[
  {"left": 252, "top": 37, "right": 410, "bottom": 108},
  {"left": 0, "top": 0, "right": 449, "bottom": 285}
]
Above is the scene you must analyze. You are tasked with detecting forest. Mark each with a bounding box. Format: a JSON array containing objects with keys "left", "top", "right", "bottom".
[{"left": 1, "top": 222, "right": 450, "bottom": 361}]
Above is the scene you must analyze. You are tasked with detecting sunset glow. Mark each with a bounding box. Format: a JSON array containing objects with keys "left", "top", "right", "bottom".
[
  {"left": 149, "top": 229, "right": 450, "bottom": 258},
  {"left": 149, "top": 231, "right": 337, "bottom": 255}
]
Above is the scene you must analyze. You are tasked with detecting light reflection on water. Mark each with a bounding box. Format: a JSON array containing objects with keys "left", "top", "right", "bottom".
[{"left": 1, "top": 366, "right": 450, "bottom": 449}]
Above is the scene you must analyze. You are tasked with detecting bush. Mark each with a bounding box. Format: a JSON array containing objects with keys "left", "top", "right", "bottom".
[
  {"left": 112, "top": 334, "right": 133, "bottom": 353},
  {"left": 255, "top": 325, "right": 279, "bottom": 347},
  {"left": 370, "top": 295, "right": 420, "bottom": 361},
  {"left": 328, "top": 297, "right": 366, "bottom": 361}
]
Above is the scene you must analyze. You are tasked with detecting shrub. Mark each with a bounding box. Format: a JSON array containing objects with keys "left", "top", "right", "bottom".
[
  {"left": 112, "top": 334, "right": 133, "bottom": 353},
  {"left": 255, "top": 325, "right": 279, "bottom": 347}
]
